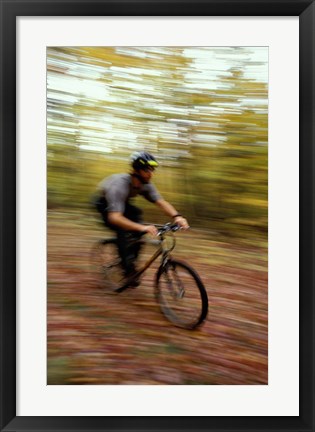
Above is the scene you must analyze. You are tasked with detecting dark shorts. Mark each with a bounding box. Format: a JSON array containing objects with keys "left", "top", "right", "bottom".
[{"left": 93, "top": 195, "right": 143, "bottom": 274}]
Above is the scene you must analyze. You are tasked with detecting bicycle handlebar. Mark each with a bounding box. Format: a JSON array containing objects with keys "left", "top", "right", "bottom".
[
  {"left": 156, "top": 223, "right": 181, "bottom": 236},
  {"left": 141, "top": 222, "right": 184, "bottom": 237}
]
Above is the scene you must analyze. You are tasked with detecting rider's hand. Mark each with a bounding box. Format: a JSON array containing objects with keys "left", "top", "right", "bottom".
[
  {"left": 142, "top": 225, "right": 158, "bottom": 236},
  {"left": 174, "top": 216, "right": 189, "bottom": 230}
]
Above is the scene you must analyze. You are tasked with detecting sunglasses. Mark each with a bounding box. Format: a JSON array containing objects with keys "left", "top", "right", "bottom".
[{"left": 142, "top": 166, "right": 156, "bottom": 172}]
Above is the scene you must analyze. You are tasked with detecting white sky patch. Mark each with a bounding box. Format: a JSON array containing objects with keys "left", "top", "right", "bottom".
[
  {"left": 47, "top": 46, "right": 268, "bottom": 154},
  {"left": 183, "top": 46, "right": 268, "bottom": 88}
]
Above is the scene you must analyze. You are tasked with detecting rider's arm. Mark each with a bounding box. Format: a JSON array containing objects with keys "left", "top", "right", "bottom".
[
  {"left": 155, "top": 199, "right": 189, "bottom": 229},
  {"left": 107, "top": 212, "right": 157, "bottom": 235}
]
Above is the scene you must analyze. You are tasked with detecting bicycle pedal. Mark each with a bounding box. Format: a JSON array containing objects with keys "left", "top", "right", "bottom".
[
  {"left": 129, "top": 279, "right": 140, "bottom": 288},
  {"left": 114, "top": 278, "right": 139, "bottom": 292},
  {"left": 115, "top": 285, "right": 127, "bottom": 293}
]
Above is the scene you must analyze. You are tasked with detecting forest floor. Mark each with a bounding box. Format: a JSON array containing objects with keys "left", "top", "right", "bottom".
[{"left": 47, "top": 210, "right": 268, "bottom": 385}]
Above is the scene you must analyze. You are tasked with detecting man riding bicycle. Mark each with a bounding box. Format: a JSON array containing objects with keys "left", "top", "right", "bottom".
[{"left": 94, "top": 151, "right": 189, "bottom": 284}]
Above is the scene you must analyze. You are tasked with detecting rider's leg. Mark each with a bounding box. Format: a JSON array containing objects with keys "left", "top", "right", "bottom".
[
  {"left": 100, "top": 202, "right": 143, "bottom": 276},
  {"left": 116, "top": 229, "right": 137, "bottom": 276},
  {"left": 123, "top": 203, "right": 143, "bottom": 269}
]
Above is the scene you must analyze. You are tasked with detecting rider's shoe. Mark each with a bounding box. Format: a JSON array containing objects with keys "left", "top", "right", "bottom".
[
  {"left": 128, "top": 278, "right": 140, "bottom": 288},
  {"left": 124, "top": 269, "right": 140, "bottom": 288}
]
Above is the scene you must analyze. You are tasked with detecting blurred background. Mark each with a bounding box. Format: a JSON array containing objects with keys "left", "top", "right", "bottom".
[
  {"left": 47, "top": 47, "right": 268, "bottom": 385},
  {"left": 47, "top": 46, "right": 267, "bottom": 233}
]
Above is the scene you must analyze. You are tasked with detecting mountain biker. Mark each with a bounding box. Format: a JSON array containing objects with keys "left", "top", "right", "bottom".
[{"left": 94, "top": 151, "right": 189, "bottom": 284}]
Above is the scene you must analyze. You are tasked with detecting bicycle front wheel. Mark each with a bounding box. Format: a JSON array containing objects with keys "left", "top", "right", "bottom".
[
  {"left": 90, "top": 239, "right": 126, "bottom": 292},
  {"left": 155, "top": 259, "right": 208, "bottom": 329}
]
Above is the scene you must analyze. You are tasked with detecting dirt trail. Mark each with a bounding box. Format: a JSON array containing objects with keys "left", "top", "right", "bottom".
[{"left": 48, "top": 210, "right": 268, "bottom": 385}]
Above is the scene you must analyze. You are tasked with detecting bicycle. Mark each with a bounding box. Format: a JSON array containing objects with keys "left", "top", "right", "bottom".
[{"left": 90, "top": 223, "right": 208, "bottom": 329}]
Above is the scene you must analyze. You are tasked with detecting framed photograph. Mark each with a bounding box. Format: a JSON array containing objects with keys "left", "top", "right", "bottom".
[{"left": 1, "top": 0, "right": 314, "bottom": 431}]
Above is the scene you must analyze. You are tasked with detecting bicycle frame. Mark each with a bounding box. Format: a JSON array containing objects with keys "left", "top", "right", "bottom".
[{"left": 123, "top": 233, "right": 176, "bottom": 283}]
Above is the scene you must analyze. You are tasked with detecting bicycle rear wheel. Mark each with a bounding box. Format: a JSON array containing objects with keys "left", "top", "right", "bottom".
[
  {"left": 155, "top": 259, "right": 208, "bottom": 329},
  {"left": 90, "top": 239, "right": 126, "bottom": 291}
]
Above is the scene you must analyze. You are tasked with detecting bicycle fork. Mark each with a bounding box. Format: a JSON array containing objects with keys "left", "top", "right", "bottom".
[{"left": 162, "top": 260, "right": 185, "bottom": 300}]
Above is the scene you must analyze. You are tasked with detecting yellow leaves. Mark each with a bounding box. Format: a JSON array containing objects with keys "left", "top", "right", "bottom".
[
  {"left": 47, "top": 46, "right": 268, "bottom": 234},
  {"left": 226, "top": 196, "right": 268, "bottom": 208}
]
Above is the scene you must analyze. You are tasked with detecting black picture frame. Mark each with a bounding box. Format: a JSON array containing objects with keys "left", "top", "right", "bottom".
[{"left": 1, "top": 1, "right": 314, "bottom": 431}]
